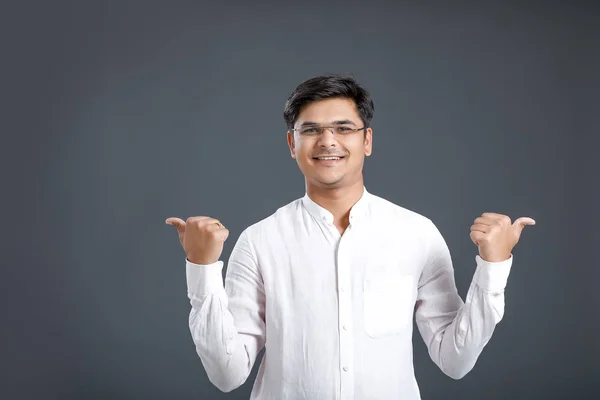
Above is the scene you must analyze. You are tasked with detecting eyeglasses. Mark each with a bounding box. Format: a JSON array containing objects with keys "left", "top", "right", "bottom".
[{"left": 290, "top": 124, "right": 366, "bottom": 138}]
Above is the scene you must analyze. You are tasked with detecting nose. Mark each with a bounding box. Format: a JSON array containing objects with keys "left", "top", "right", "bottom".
[{"left": 316, "top": 127, "right": 337, "bottom": 147}]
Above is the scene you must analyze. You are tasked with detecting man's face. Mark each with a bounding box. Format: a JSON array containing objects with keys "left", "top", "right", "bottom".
[{"left": 287, "top": 98, "right": 373, "bottom": 189}]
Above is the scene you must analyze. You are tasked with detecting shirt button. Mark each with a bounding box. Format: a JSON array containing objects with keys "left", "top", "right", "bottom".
[
  {"left": 340, "top": 287, "right": 346, "bottom": 292},
  {"left": 343, "top": 366, "right": 349, "bottom": 372},
  {"left": 343, "top": 325, "right": 348, "bottom": 331}
]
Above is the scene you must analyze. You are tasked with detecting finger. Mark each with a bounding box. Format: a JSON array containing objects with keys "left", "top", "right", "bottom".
[
  {"left": 185, "top": 216, "right": 212, "bottom": 224},
  {"left": 470, "top": 223, "right": 490, "bottom": 233},
  {"left": 474, "top": 216, "right": 496, "bottom": 226},
  {"left": 187, "top": 217, "right": 221, "bottom": 227},
  {"left": 214, "top": 227, "right": 230, "bottom": 242},
  {"left": 470, "top": 231, "right": 485, "bottom": 246},
  {"left": 481, "top": 213, "right": 507, "bottom": 221},
  {"left": 165, "top": 217, "right": 185, "bottom": 228},
  {"left": 203, "top": 219, "right": 225, "bottom": 231},
  {"left": 513, "top": 217, "right": 536, "bottom": 232}
]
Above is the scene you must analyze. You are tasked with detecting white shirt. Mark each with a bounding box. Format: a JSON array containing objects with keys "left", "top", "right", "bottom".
[{"left": 185, "top": 187, "right": 512, "bottom": 400}]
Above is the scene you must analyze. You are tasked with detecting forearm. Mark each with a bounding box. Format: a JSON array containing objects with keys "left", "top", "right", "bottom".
[
  {"left": 418, "top": 255, "right": 512, "bottom": 379},
  {"left": 188, "top": 289, "right": 257, "bottom": 392},
  {"left": 186, "top": 260, "right": 264, "bottom": 392},
  {"left": 432, "top": 277, "right": 506, "bottom": 379}
]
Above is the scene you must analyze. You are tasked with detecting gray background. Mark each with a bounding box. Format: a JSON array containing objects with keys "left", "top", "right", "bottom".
[{"left": 1, "top": 1, "right": 598, "bottom": 399}]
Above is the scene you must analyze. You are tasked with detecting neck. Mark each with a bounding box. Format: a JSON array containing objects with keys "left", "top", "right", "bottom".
[{"left": 306, "top": 178, "right": 365, "bottom": 223}]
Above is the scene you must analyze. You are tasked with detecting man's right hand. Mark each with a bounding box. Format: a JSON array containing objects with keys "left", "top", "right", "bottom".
[{"left": 165, "top": 216, "right": 230, "bottom": 265}]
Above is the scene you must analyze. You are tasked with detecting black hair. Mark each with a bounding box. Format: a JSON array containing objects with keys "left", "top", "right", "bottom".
[{"left": 283, "top": 74, "right": 374, "bottom": 130}]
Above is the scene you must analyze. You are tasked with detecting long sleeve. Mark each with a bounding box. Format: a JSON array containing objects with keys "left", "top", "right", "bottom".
[
  {"left": 186, "top": 229, "right": 266, "bottom": 392},
  {"left": 415, "top": 220, "right": 512, "bottom": 379}
]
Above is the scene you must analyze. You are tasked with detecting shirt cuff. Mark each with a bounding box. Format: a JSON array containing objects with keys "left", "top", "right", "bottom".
[
  {"left": 473, "top": 254, "right": 513, "bottom": 292},
  {"left": 185, "top": 258, "right": 225, "bottom": 298}
]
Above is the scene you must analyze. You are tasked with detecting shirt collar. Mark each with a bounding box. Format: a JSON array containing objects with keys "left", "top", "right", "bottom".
[{"left": 301, "top": 186, "right": 371, "bottom": 224}]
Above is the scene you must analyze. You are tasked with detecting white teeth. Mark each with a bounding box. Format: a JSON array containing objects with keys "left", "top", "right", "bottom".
[{"left": 317, "top": 157, "right": 341, "bottom": 160}]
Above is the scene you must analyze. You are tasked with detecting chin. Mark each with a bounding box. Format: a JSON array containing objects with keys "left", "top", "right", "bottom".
[{"left": 312, "top": 176, "right": 345, "bottom": 187}]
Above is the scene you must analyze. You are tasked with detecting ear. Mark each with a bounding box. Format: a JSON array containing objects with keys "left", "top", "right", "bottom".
[
  {"left": 364, "top": 128, "right": 373, "bottom": 156},
  {"left": 287, "top": 131, "right": 296, "bottom": 158}
]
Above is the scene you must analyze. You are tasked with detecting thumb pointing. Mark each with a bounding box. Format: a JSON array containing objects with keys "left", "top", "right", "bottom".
[
  {"left": 513, "top": 217, "right": 536, "bottom": 233},
  {"left": 165, "top": 217, "right": 185, "bottom": 231}
]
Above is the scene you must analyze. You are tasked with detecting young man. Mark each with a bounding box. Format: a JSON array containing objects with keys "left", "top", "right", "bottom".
[{"left": 166, "top": 74, "right": 535, "bottom": 400}]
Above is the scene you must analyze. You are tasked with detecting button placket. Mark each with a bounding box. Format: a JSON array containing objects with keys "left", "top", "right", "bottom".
[{"left": 337, "top": 234, "right": 354, "bottom": 399}]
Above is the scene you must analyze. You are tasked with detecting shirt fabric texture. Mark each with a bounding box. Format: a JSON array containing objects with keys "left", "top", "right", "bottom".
[{"left": 185, "top": 187, "right": 512, "bottom": 400}]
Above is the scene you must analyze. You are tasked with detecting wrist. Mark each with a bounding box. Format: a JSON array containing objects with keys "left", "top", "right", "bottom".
[
  {"left": 187, "top": 254, "right": 217, "bottom": 265},
  {"left": 479, "top": 252, "right": 511, "bottom": 263}
]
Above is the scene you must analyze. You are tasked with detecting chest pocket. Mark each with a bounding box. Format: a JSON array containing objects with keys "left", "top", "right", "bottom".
[{"left": 363, "top": 274, "right": 416, "bottom": 338}]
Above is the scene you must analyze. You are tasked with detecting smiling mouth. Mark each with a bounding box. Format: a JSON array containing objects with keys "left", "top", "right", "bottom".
[{"left": 313, "top": 156, "right": 345, "bottom": 160}]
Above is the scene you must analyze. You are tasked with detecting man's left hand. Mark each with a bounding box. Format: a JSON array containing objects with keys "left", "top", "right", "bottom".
[{"left": 470, "top": 213, "right": 536, "bottom": 262}]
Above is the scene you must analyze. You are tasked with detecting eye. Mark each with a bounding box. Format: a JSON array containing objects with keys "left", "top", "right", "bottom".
[
  {"left": 335, "top": 126, "right": 353, "bottom": 133},
  {"left": 302, "top": 127, "right": 318, "bottom": 134}
]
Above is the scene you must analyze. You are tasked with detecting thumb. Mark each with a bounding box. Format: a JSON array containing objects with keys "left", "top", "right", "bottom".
[
  {"left": 512, "top": 217, "right": 536, "bottom": 234},
  {"left": 165, "top": 217, "right": 186, "bottom": 233}
]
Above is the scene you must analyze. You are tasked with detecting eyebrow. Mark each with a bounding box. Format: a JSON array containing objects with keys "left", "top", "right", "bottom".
[{"left": 299, "top": 119, "right": 357, "bottom": 127}]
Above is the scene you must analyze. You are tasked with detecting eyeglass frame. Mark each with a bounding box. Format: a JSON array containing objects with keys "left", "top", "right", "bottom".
[{"left": 288, "top": 123, "right": 367, "bottom": 138}]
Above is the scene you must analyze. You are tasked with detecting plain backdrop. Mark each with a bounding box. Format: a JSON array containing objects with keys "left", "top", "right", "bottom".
[{"left": 1, "top": 1, "right": 598, "bottom": 399}]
